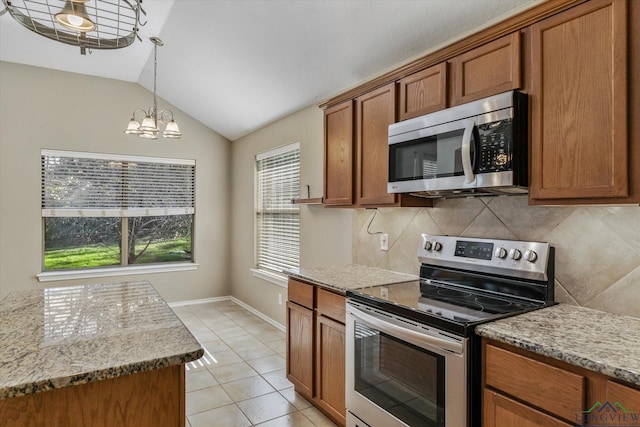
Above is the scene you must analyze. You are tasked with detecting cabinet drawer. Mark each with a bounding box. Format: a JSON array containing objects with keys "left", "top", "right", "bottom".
[
  {"left": 485, "top": 344, "right": 584, "bottom": 421},
  {"left": 317, "top": 288, "right": 345, "bottom": 323},
  {"left": 483, "top": 388, "right": 573, "bottom": 427},
  {"left": 288, "top": 279, "right": 314, "bottom": 309}
]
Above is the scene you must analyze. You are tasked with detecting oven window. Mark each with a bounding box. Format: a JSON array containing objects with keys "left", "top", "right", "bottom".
[
  {"left": 354, "top": 321, "right": 445, "bottom": 426},
  {"left": 390, "top": 129, "right": 474, "bottom": 181}
]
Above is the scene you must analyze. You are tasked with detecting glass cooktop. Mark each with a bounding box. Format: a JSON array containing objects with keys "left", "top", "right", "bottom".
[{"left": 350, "top": 279, "right": 544, "bottom": 329}]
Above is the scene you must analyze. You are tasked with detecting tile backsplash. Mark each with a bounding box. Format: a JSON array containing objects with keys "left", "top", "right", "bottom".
[{"left": 353, "top": 195, "right": 640, "bottom": 318}]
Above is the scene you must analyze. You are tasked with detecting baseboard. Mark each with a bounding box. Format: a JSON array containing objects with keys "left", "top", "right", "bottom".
[
  {"left": 228, "top": 296, "right": 285, "bottom": 332},
  {"left": 168, "top": 296, "right": 229, "bottom": 307},
  {"left": 169, "top": 296, "right": 285, "bottom": 332}
]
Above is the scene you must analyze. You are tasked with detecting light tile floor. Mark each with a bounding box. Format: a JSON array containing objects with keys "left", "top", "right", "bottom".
[{"left": 172, "top": 300, "right": 338, "bottom": 427}]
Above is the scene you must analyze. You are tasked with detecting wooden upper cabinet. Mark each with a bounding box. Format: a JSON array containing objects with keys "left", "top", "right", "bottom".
[
  {"left": 324, "top": 101, "right": 354, "bottom": 205},
  {"left": 355, "top": 83, "right": 397, "bottom": 206},
  {"left": 451, "top": 32, "right": 522, "bottom": 105},
  {"left": 529, "top": 0, "right": 628, "bottom": 201},
  {"left": 398, "top": 62, "right": 447, "bottom": 120}
]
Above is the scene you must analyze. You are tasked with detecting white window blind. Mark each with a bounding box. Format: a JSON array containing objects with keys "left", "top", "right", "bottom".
[
  {"left": 41, "top": 150, "right": 195, "bottom": 218},
  {"left": 256, "top": 143, "right": 300, "bottom": 274}
]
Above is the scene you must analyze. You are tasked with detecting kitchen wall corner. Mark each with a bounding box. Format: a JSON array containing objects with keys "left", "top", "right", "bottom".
[{"left": 230, "top": 105, "right": 352, "bottom": 325}]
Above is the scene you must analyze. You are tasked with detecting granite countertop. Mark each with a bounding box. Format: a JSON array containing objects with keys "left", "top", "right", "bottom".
[
  {"left": 286, "top": 264, "right": 418, "bottom": 294},
  {"left": 0, "top": 280, "right": 203, "bottom": 399},
  {"left": 476, "top": 304, "right": 640, "bottom": 386}
]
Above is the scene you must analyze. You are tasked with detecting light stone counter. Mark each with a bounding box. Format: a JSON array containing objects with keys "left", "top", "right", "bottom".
[
  {"left": 286, "top": 264, "right": 418, "bottom": 294},
  {"left": 0, "top": 280, "right": 203, "bottom": 399},
  {"left": 476, "top": 304, "right": 640, "bottom": 386}
]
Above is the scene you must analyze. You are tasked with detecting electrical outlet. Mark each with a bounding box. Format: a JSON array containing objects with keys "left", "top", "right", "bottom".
[
  {"left": 380, "top": 233, "right": 389, "bottom": 251},
  {"left": 380, "top": 287, "right": 389, "bottom": 299},
  {"left": 278, "top": 293, "right": 283, "bottom": 305}
]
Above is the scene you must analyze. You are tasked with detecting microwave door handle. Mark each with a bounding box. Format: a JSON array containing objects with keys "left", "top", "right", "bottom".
[{"left": 461, "top": 120, "right": 476, "bottom": 184}]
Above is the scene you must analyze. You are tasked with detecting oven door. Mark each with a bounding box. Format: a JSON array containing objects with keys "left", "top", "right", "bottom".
[{"left": 346, "top": 301, "right": 468, "bottom": 427}]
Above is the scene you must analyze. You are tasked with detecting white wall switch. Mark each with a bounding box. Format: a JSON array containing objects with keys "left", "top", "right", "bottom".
[{"left": 380, "top": 233, "right": 389, "bottom": 251}]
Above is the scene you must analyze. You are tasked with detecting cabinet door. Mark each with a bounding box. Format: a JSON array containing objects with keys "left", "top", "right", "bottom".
[
  {"left": 484, "top": 389, "right": 573, "bottom": 427},
  {"left": 529, "top": 0, "right": 628, "bottom": 201},
  {"left": 356, "top": 83, "right": 396, "bottom": 206},
  {"left": 324, "top": 101, "right": 354, "bottom": 205},
  {"left": 286, "top": 301, "right": 314, "bottom": 400},
  {"left": 451, "top": 32, "right": 522, "bottom": 105},
  {"left": 398, "top": 63, "right": 447, "bottom": 120},
  {"left": 315, "top": 315, "right": 346, "bottom": 426},
  {"left": 607, "top": 380, "right": 640, "bottom": 410}
]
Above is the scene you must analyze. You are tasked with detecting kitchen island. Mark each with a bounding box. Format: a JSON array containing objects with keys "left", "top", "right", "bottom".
[{"left": 0, "top": 280, "right": 203, "bottom": 427}]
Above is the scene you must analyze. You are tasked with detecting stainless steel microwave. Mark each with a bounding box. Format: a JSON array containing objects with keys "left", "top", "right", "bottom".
[{"left": 388, "top": 91, "right": 528, "bottom": 198}]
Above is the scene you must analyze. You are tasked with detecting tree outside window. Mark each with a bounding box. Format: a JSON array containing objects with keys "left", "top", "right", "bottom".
[{"left": 41, "top": 150, "right": 195, "bottom": 271}]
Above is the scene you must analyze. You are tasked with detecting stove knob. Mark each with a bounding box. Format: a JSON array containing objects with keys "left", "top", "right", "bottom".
[
  {"left": 495, "top": 247, "right": 508, "bottom": 259},
  {"left": 424, "top": 241, "right": 433, "bottom": 251},
  {"left": 432, "top": 241, "right": 442, "bottom": 251},
  {"left": 509, "top": 248, "right": 522, "bottom": 260},
  {"left": 524, "top": 249, "right": 538, "bottom": 263}
]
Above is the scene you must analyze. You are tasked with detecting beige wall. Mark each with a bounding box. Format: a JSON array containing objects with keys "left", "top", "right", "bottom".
[
  {"left": 230, "top": 105, "right": 352, "bottom": 325},
  {"left": 353, "top": 197, "right": 640, "bottom": 318},
  {"left": 0, "top": 61, "right": 231, "bottom": 302}
]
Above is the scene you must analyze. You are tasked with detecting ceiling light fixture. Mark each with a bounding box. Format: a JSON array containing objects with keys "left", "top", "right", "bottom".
[
  {"left": 124, "top": 37, "right": 182, "bottom": 140},
  {"left": 55, "top": 0, "right": 95, "bottom": 32},
  {"left": 1, "top": 0, "right": 145, "bottom": 55}
]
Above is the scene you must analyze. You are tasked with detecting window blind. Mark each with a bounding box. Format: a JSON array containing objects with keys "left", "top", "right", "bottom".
[
  {"left": 41, "top": 150, "right": 195, "bottom": 217},
  {"left": 256, "top": 144, "right": 300, "bottom": 273}
]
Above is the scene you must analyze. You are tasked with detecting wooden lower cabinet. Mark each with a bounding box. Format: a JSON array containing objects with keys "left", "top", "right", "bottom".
[
  {"left": 286, "top": 300, "right": 314, "bottom": 400},
  {"left": 483, "top": 339, "right": 640, "bottom": 426},
  {"left": 0, "top": 365, "right": 185, "bottom": 427},
  {"left": 315, "top": 315, "right": 346, "bottom": 426},
  {"left": 286, "top": 278, "right": 346, "bottom": 426}
]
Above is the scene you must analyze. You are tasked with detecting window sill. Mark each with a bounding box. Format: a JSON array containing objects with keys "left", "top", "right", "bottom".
[
  {"left": 250, "top": 268, "right": 288, "bottom": 288},
  {"left": 37, "top": 263, "right": 199, "bottom": 282}
]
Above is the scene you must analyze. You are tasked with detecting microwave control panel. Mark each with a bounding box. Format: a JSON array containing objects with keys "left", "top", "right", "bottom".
[{"left": 476, "top": 119, "right": 512, "bottom": 173}]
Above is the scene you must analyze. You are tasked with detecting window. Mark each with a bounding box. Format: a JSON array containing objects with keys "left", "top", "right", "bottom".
[
  {"left": 41, "top": 150, "right": 195, "bottom": 271},
  {"left": 255, "top": 143, "right": 300, "bottom": 275}
]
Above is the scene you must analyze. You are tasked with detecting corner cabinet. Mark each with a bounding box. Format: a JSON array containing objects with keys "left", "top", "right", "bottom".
[
  {"left": 286, "top": 279, "right": 346, "bottom": 426},
  {"left": 529, "top": 0, "right": 636, "bottom": 203},
  {"left": 483, "top": 339, "right": 640, "bottom": 427}
]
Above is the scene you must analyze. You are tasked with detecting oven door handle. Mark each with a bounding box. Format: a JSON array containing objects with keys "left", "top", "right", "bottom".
[
  {"left": 349, "top": 305, "right": 464, "bottom": 355},
  {"left": 461, "top": 119, "right": 476, "bottom": 184}
]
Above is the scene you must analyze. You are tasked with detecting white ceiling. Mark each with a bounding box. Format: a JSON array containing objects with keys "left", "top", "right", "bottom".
[{"left": 0, "top": 0, "right": 543, "bottom": 141}]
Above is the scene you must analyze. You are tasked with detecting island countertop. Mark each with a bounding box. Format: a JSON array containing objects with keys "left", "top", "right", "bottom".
[
  {"left": 285, "top": 264, "right": 418, "bottom": 294},
  {"left": 476, "top": 304, "right": 640, "bottom": 386},
  {"left": 0, "top": 280, "right": 204, "bottom": 399}
]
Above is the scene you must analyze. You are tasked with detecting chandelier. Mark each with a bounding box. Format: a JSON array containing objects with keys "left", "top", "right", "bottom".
[
  {"left": 0, "top": 0, "right": 145, "bottom": 55},
  {"left": 124, "top": 37, "right": 182, "bottom": 140}
]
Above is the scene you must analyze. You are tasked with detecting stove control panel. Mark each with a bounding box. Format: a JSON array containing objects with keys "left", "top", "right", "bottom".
[{"left": 419, "top": 234, "right": 551, "bottom": 281}]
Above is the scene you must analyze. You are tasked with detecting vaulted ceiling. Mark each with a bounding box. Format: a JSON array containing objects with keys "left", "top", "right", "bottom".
[{"left": 0, "top": 0, "right": 543, "bottom": 141}]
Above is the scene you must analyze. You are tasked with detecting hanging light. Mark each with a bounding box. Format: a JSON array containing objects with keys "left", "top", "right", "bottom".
[
  {"left": 1, "top": 0, "right": 145, "bottom": 55},
  {"left": 124, "top": 37, "right": 182, "bottom": 140},
  {"left": 55, "top": 0, "right": 95, "bottom": 32}
]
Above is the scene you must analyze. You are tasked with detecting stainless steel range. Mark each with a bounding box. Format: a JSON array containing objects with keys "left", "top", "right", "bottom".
[{"left": 345, "top": 234, "right": 555, "bottom": 427}]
